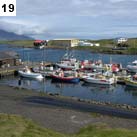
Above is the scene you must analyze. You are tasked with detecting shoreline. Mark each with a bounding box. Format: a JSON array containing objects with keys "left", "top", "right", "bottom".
[
  {"left": 10, "top": 45, "right": 137, "bottom": 55},
  {"left": 0, "top": 84, "right": 137, "bottom": 133},
  {"left": 7, "top": 84, "right": 137, "bottom": 116}
]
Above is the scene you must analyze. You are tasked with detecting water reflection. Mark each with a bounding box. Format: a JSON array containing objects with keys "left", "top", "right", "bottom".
[
  {"left": 51, "top": 80, "right": 78, "bottom": 94},
  {"left": 82, "top": 82, "right": 115, "bottom": 93},
  {"left": 17, "top": 77, "right": 44, "bottom": 91},
  {"left": 125, "top": 86, "right": 137, "bottom": 96},
  {"left": 1, "top": 75, "right": 137, "bottom": 106}
]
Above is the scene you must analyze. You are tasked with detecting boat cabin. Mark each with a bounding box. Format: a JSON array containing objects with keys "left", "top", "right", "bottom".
[{"left": 132, "top": 60, "right": 137, "bottom": 66}]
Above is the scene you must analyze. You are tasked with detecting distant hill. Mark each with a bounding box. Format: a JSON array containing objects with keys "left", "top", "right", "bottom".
[{"left": 0, "top": 29, "right": 33, "bottom": 40}]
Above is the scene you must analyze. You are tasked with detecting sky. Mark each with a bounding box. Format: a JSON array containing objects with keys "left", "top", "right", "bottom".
[{"left": 1, "top": 0, "right": 137, "bottom": 40}]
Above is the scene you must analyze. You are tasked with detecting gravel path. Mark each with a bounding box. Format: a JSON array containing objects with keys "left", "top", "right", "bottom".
[{"left": 0, "top": 85, "right": 137, "bottom": 133}]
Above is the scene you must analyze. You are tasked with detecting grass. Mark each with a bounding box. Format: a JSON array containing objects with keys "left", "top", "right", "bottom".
[
  {"left": 90, "top": 112, "right": 102, "bottom": 118},
  {"left": 0, "top": 40, "right": 34, "bottom": 48},
  {"left": 0, "top": 38, "right": 137, "bottom": 54},
  {"left": 0, "top": 114, "right": 65, "bottom": 137},
  {"left": 76, "top": 124, "right": 137, "bottom": 137},
  {"left": 0, "top": 114, "right": 137, "bottom": 137}
]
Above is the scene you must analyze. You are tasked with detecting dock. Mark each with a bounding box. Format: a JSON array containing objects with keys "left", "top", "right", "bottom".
[{"left": 0, "top": 61, "right": 53, "bottom": 77}]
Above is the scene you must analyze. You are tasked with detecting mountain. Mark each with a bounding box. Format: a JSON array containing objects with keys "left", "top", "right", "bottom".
[{"left": 0, "top": 29, "right": 33, "bottom": 40}]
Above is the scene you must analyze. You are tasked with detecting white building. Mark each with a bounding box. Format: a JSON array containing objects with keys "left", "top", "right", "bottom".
[
  {"left": 116, "top": 37, "right": 128, "bottom": 44},
  {"left": 79, "top": 41, "right": 100, "bottom": 47},
  {"left": 93, "top": 43, "right": 100, "bottom": 47},
  {"left": 79, "top": 41, "right": 93, "bottom": 46}
]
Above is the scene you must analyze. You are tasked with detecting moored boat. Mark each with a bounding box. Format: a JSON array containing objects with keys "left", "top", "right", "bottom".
[
  {"left": 80, "top": 60, "right": 104, "bottom": 71},
  {"left": 127, "top": 60, "right": 137, "bottom": 73},
  {"left": 50, "top": 71, "right": 80, "bottom": 83},
  {"left": 115, "top": 70, "right": 131, "bottom": 84},
  {"left": 125, "top": 74, "right": 137, "bottom": 87},
  {"left": 116, "top": 75, "right": 131, "bottom": 84},
  {"left": 18, "top": 67, "right": 43, "bottom": 80},
  {"left": 125, "top": 79, "right": 137, "bottom": 87},
  {"left": 83, "top": 74, "right": 115, "bottom": 85}
]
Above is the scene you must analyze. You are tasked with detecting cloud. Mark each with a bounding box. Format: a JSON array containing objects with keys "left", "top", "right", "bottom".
[
  {"left": 1, "top": 0, "right": 137, "bottom": 39},
  {"left": 0, "top": 18, "right": 47, "bottom": 36},
  {"left": 16, "top": 0, "right": 137, "bottom": 17}
]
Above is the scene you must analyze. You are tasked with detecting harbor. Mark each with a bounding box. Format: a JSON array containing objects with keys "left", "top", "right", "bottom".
[
  {"left": 0, "top": 44, "right": 136, "bottom": 109},
  {"left": 1, "top": 0, "right": 137, "bottom": 136}
]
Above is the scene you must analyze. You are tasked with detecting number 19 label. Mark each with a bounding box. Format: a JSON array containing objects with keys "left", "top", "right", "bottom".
[{"left": 0, "top": 0, "right": 16, "bottom": 16}]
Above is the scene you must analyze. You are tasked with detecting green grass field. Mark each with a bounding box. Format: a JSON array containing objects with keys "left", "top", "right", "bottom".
[
  {"left": 0, "top": 40, "right": 34, "bottom": 48},
  {"left": 0, "top": 114, "right": 137, "bottom": 137}
]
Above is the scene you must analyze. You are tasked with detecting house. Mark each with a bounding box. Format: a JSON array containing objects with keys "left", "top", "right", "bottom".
[
  {"left": 33, "top": 40, "right": 47, "bottom": 48},
  {"left": 0, "top": 51, "right": 21, "bottom": 68},
  {"left": 48, "top": 38, "right": 79, "bottom": 47}
]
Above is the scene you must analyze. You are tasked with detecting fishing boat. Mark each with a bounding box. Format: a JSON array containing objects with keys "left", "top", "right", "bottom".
[
  {"left": 125, "top": 74, "right": 137, "bottom": 87},
  {"left": 33, "top": 65, "right": 55, "bottom": 77},
  {"left": 18, "top": 67, "right": 43, "bottom": 80},
  {"left": 116, "top": 75, "right": 131, "bottom": 84},
  {"left": 56, "top": 61, "right": 77, "bottom": 70},
  {"left": 56, "top": 49, "right": 79, "bottom": 70},
  {"left": 50, "top": 71, "right": 80, "bottom": 83},
  {"left": 127, "top": 60, "right": 137, "bottom": 73},
  {"left": 83, "top": 74, "right": 115, "bottom": 85},
  {"left": 115, "top": 70, "right": 131, "bottom": 84},
  {"left": 111, "top": 64, "right": 121, "bottom": 73},
  {"left": 80, "top": 60, "right": 104, "bottom": 71},
  {"left": 104, "top": 63, "right": 122, "bottom": 73}
]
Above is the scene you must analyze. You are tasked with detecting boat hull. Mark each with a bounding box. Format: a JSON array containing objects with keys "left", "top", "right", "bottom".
[
  {"left": 51, "top": 75, "right": 80, "bottom": 83},
  {"left": 127, "top": 65, "right": 137, "bottom": 73},
  {"left": 18, "top": 71, "right": 43, "bottom": 80},
  {"left": 83, "top": 77, "right": 115, "bottom": 85},
  {"left": 125, "top": 79, "right": 137, "bottom": 87},
  {"left": 56, "top": 63, "right": 75, "bottom": 70}
]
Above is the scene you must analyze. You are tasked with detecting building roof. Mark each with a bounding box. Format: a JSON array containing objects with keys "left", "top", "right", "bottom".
[
  {"left": 0, "top": 51, "right": 18, "bottom": 60},
  {"left": 34, "top": 40, "right": 44, "bottom": 43},
  {"left": 53, "top": 38, "right": 79, "bottom": 41}
]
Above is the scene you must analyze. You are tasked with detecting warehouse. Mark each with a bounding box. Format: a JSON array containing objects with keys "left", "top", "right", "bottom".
[
  {"left": 49, "top": 38, "right": 79, "bottom": 47},
  {"left": 0, "top": 51, "right": 20, "bottom": 68}
]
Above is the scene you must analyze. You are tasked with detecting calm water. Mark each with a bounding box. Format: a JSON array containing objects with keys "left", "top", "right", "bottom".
[{"left": 0, "top": 44, "right": 137, "bottom": 106}]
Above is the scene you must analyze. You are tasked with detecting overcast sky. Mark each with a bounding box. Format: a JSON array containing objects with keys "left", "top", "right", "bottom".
[{"left": 1, "top": 0, "right": 137, "bottom": 39}]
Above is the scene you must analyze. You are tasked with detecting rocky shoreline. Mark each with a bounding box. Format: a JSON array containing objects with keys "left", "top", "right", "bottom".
[
  {"left": 46, "top": 92, "right": 137, "bottom": 112},
  {"left": 12, "top": 84, "right": 137, "bottom": 113}
]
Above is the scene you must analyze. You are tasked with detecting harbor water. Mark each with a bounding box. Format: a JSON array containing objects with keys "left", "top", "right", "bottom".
[{"left": 0, "top": 44, "right": 137, "bottom": 106}]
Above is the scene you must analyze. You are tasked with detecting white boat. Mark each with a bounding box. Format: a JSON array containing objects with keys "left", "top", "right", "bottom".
[
  {"left": 56, "top": 49, "right": 79, "bottom": 70},
  {"left": 83, "top": 74, "right": 115, "bottom": 85},
  {"left": 33, "top": 66, "right": 54, "bottom": 77},
  {"left": 127, "top": 60, "right": 137, "bottom": 73},
  {"left": 56, "top": 58, "right": 79, "bottom": 70},
  {"left": 18, "top": 68, "right": 43, "bottom": 80},
  {"left": 81, "top": 60, "right": 104, "bottom": 71},
  {"left": 56, "top": 62, "right": 76, "bottom": 70}
]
